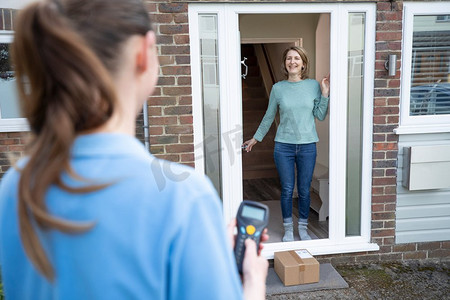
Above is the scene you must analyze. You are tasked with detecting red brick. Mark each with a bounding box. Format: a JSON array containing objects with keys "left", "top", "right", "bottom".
[
  {"left": 373, "top": 116, "right": 386, "bottom": 124},
  {"left": 159, "top": 3, "right": 187, "bottom": 13},
  {"left": 179, "top": 96, "right": 192, "bottom": 105},
  {"left": 373, "top": 142, "right": 397, "bottom": 151},
  {"left": 152, "top": 13, "right": 173, "bottom": 24},
  {"left": 180, "top": 116, "right": 193, "bottom": 124},
  {"left": 377, "top": 11, "right": 402, "bottom": 22},
  {"left": 384, "top": 185, "right": 396, "bottom": 194},
  {"left": 388, "top": 79, "right": 400, "bottom": 88},
  {"left": 387, "top": 116, "right": 399, "bottom": 124},
  {"left": 372, "top": 212, "right": 395, "bottom": 220},
  {"left": 374, "top": 106, "right": 399, "bottom": 116},
  {"left": 159, "top": 24, "right": 189, "bottom": 35},
  {"left": 387, "top": 98, "right": 400, "bottom": 106},
  {"left": 383, "top": 237, "right": 395, "bottom": 246},
  {"left": 166, "top": 144, "right": 194, "bottom": 154},
  {"left": 376, "top": 31, "right": 402, "bottom": 41},
  {"left": 174, "top": 34, "right": 190, "bottom": 45},
  {"left": 384, "top": 220, "right": 395, "bottom": 229},
  {"left": 180, "top": 135, "right": 193, "bottom": 143},
  {"left": 8, "top": 145, "right": 25, "bottom": 152},
  {"left": 443, "top": 241, "right": 450, "bottom": 249},
  {"left": 377, "top": 22, "right": 403, "bottom": 31},
  {"left": 376, "top": 2, "right": 391, "bottom": 11},
  {"left": 149, "top": 116, "right": 177, "bottom": 125},
  {"left": 161, "top": 66, "right": 191, "bottom": 76},
  {"left": 417, "top": 242, "right": 441, "bottom": 251},
  {"left": 177, "top": 77, "right": 191, "bottom": 85},
  {"left": 372, "top": 220, "right": 384, "bottom": 229},
  {"left": 150, "top": 145, "right": 164, "bottom": 154},
  {"left": 0, "top": 139, "right": 19, "bottom": 145},
  {"left": 378, "top": 245, "right": 393, "bottom": 253},
  {"left": 165, "top": 125, "right": 193, "bottom": 135},
  {"left": 372, "top": 187, "right": 384, "bottom": 195},
  {"left": 174, "top": 13, "right": 188, "bottom": 24},
  {"left": 428, "top": 249, "right": 450, "bottom": 259},
  {"left": 380, "top": 253, "right": 402, "bottom": 261},
  {"left": 372, "top": 228, "right": 395, "bottom": 238},
  {"left": 157, "top": 35, "right": 174, "bottom": 45},
  {"left": 175, "top": 56, "right": 190, "bottom": 65},
  {"left": 161, "top": 45, "right": 190, "bottom": 55},
  {"left": 149, "top": 96, "right": 177, "bottom": 106},
  {"left": 158, "top": 76, "right": 176, "bottom": 86},
  {"left": 149, "top": 126, "right": 163, "bottom": 135},
  {"left": 146, "top": 3, "right": 157, "bottom": 12},
  {"left": 181, "top": 153, "right": 194, "bottom": 162},
  {"left": 149, "top": 107, "right": 162, "bottom": 116},
  {"left": 163, "top": 86, "right": 192, "bottom": 96},
  {"left": 373, "top": 134, "right": 386, "bottom": 142},
  {"left": 403, "top": 251, "right": 427, "bottom": 260},
  {"left": 150, "top": 135, "right": 179, "bottom": 145},
  {"left": 164, "top": 106, "right": 192, "bottom": 115},
  {"left": 384, "top": 203, "right": 396, "bottom": 211},
  {"left": 372, "top": 195, "right": 396, "bottom": 204},
  {"left": 154, "top": 154, "right": 179, "bottom": 162},
  {"left": 158, "top": 55, "right": 175, "bottom": 66}
]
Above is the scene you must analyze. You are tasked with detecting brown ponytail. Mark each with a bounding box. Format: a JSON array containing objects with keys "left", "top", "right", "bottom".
[{"left": 11, "top": 0, "right": 152, "bottom": 281}]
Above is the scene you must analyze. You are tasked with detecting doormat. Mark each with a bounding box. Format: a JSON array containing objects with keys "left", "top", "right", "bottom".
[{"left": 266, "top": 263, "right": 348, "bottom": 295}]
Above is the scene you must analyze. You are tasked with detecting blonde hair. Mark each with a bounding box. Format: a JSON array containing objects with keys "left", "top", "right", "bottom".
[{"left": 281, "top": 46, "right": 309, "bottom": 79}]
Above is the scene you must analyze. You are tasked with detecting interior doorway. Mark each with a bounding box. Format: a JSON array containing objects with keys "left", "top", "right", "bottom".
[{"left": 240, "top": 13, "right": 331, "bottom": 243}]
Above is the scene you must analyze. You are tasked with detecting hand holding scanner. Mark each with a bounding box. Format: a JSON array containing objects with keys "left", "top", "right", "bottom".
[{"left": 234, "top": 200, "right": 269, "bottom": 273}]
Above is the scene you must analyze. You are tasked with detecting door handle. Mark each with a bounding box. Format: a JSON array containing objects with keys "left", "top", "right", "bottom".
[{"left": 241, "top": 57, "right": 248, "bottom": 79}]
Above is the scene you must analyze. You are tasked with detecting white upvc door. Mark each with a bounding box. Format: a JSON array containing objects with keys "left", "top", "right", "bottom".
[{"left": 189, "top": 3, "right": 379, "bottom": 258}]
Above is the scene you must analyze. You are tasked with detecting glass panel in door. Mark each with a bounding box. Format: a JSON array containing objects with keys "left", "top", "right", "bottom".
[
  {"left": 199, "top": 14, "right": 222, "bottom": 197},
  {"left": 346, "top": 12, "right": 365, "bottom": 236}
]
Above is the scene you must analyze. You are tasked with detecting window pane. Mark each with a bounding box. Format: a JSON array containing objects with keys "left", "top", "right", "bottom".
[
  {"left": 346, "top": 13, "right": 365, "bottom": 236},
  {"left": 199, "top": 14, "right": 222, "bottom": 197},
  {"left": 410, "top": 15, "right": 450, "bottom": 116},
  {"left": 0, "top": 43, "right": 22, "bottom": 119}
]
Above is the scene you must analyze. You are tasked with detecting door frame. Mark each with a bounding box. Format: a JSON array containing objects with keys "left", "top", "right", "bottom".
[{"left": 189, "top": 3, "right": 379, "bottom": 257}]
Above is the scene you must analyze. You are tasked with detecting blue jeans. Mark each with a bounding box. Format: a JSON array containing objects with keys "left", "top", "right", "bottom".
[{"left": 274, "top": 142, "right": 317, "bottom": 222}]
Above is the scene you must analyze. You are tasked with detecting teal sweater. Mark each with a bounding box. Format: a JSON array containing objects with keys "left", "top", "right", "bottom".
[{"left": 253, "top": 79, "right": 329, "bottom": 144}]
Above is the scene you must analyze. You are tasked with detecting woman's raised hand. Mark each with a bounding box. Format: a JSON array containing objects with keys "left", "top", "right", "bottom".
[
  {"left": 242, "top": 138, "right": 257, "bottom": 152},
  {"left": 321, "top": 74, "right": 330, "bottom": 98}
]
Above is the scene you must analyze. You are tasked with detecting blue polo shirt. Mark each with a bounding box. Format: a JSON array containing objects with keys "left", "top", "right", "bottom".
[{"left": 0, "top": 133, "right": 242, "bottom": 300}]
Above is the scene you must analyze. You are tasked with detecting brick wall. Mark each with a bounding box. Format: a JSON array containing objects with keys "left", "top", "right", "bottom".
[
  {"left": 147, "top": 2, "right": 194, "bottom": 167},
  {"left": 0, "top": 132, "right": 29, "bottom": 178}
]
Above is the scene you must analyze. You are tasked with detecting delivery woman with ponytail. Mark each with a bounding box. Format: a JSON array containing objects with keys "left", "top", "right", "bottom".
[{"left": 0, "top": 0, "right": 268, "bottom": 299}]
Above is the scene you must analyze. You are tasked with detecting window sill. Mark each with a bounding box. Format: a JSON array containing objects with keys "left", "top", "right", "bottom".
[{"left": 394, "top": 124, "right": 450, "bottom": 135}]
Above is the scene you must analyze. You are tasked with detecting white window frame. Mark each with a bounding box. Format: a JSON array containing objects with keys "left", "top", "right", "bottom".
[
  {"left": 396, "top": 2, "right": 450, "bottom": 135},
  {"left": 0, "top": 31, "right": 29, "bottom": 132},
  {"left": 189, "top": 3, "right": 379, "bottom": 258}
]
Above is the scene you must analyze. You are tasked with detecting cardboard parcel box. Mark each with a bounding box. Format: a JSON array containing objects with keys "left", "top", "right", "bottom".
[{"left": 274, "top": 249, "right": 319, "bottom": 286}]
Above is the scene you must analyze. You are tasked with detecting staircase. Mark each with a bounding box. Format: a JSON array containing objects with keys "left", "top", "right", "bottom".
[{"left": 241, "top": 44, "right": 278, "bottom": 180}]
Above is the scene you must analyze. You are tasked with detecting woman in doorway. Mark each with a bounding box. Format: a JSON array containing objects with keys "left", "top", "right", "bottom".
[
  {"left": 0, "top": 0, "right": 268, "bottom": 299},
  {"left": 243, "top": 46, "right": 330, "bottom": 242}
]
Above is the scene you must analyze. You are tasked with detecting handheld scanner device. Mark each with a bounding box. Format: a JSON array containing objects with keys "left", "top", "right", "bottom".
[{"left": 234, "top": 200, "right": 269, "bottom": 273}]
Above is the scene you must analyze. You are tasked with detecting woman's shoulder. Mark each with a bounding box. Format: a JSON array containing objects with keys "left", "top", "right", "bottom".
[{"left": 305, "top": 78, "right": 320, "bottom": 85}]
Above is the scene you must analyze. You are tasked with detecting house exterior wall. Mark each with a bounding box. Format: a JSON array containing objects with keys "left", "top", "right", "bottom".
[
  {"left": 0, "top": 0, "right": 448, "bottom": 263},
  {"left": 396, "top": 133, "right": 450, "bottom": 244}
]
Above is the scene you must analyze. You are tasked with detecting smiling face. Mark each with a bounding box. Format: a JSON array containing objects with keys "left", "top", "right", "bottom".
[
  {"left": 285, "top": 49, "right": 304, "bottom": 77},
  {"left": 282, "top": 47, "right": 309, "bottom": 80}
]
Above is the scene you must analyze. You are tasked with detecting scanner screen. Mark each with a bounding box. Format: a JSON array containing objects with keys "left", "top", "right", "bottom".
[{"left": 242, "top": 205, "right": 265, "bottom": 221}]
